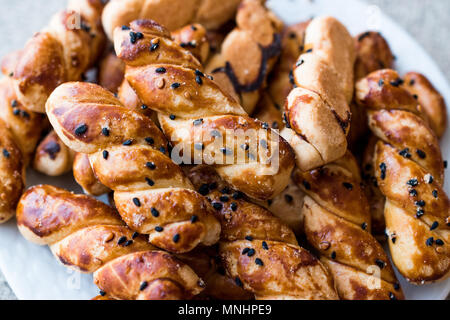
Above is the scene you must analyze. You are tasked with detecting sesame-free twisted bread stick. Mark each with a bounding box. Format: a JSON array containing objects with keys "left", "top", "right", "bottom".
[
  {"left": 293, "top": 152, "right": 404, "bottom": 300},
  {"left": 114, "top": 19, "right": 295, "bottom": 201},
  {"left": 46, "top": 82, "right": 220, "bottom": 254},
  {"left": 16, "top": 185, "right": 205, "bottom": 300},
  {"left": 356, "top": 69, "right": 450, "bottom": 283},
  {"left": 280, "top": 16, "right": 356, "bottom": 171},
  {"left": 187, "top": 165, "right": 339, "bottom": 300}
]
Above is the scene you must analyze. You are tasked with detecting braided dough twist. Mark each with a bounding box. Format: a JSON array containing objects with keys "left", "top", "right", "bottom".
[
  {"left": 187, "top": 165, "right": 339, "bottom": 300},
  {"left": 114, "top": 20, "right": 295, "bottom": 201},
  {"left": 281, "top": 16, "right": 356, "bottom": 171},
  {"left": 46, "top": 82, "right": 220, "bottom": 254},
  {"left": 293, "top": 152, "right": 404, "bottom": 299},
  {"left": 17, "top": 185, "right": 205, "bottom": 300},
  {"left": 356, "top": 69, "right": 450, "bottom": 283}
]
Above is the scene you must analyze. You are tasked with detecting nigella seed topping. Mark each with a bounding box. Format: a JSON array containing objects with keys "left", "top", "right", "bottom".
[
  {"left": 141, "top": 105, "right": 148, "bottom": 110},
  {"left": 255, "top": 258, "right": 264, "bottom": 266},
  {"left": 232, "top": 191, "right": 243, "bottom": 200},
  {"left": 416, "top": 149, "right": 426, "bottom": 159},
  {"left": 195, "top": 70, "right": 204, "bottom": 77},
  {"left": 262, "top": 241, "right": 269, "bottom": 250},
  {"left": 389, "top": 292, "right": 396, "bottom": 300},
  {"left": 430, "top": 221, "right": 439, "bottom": 231},
  {"left": 296, "top": 59, "right": 304, "bottom": 67},
  {"left": 13, "top": 109, "right": 20, "bottom": 116},
  {"left": 133, "top": 198, "right": 141, "bottom": 207},
  {"left": 122, "top": 25, "right": 130, "bottom": 30},
  {"left": 378, "top": 79, "right": 384, "bottom": 87},
  {"left": 102, "top": 150, "right": 109, "bottom": 160},
  {"left": 132, "top": 232, "right": 139, "bottom": 239},
  {"left": 159, "top": 146, "right": 166, "bottom": 153},
  {"left": 151, "top": 208, "right": 159, "bottom": 217},
  {"left": 117, "top": 236, "right": 127, "bottom": 245},
  {"left": 394, "top": 283, "right": 400, "bottom": 291},
  {"left": 235, "top": 277, "right": 243, "bottom": 287},
  {"left": 171, "top": 82, "right": 181, "bottom": 89},
  {"left": 191, "top": 25, "right": 197, "bottom": 31},
  {"left": 435, "top": 239, "right": 444, "bottom": 246},
  {"left": 426, "top": 237, "right": 434, "bottom": 246},
  {"left": 361, "top": 222, "right": 367, "bottom": 230},
  {"left": 146, "top": 162, "right": 156, "bottom": 170},
  {"left": 169, "top": 114, "right": 176, "bottom": 120},
  {"left": 432, "top": 190, "right": 438, "bottom": 198},
  {"left": 3, "top": 149, "right": 10, "bottom": 158},
  {"left": 230, "top": 202, "right": 238, "bottom": 211},
  {"left": 391, "top": 233, "right": 397, "bottom": 244},
  {"left": 406, "top": 178, "right": 418, "bottom": 187},
  {"left": 139, "top": 281, "right": 148, "bottom": 291},
  {"left": 173, "top": 234, "right": 180, "bottom": 243},
  {"left": 129, "top": 31, "right": 143, "bottom": 44},
  {"left": 342, "top": 182, "right": 353, "bottom": 190},
  {"left": 212, "top": 202, "right": 223, "bottom": 210},
  {"left": 415, "top": 200, "right": 425, "bottom": 207},
  {"left": 413, "top": 94, "right": 418, "bottom": 100},
  {"left": 74, "top": 124, "right": 88, "bottom": 136},
  {"left": 302, "top": 180, "right": 311, "bottom": 190},
  {"left": 124, "top": 240, "right": 133, "bottom": 247},
  {"left": 155, "top": 67, "right": 166, "bottom": 74},
  {"left": 283, "top": 112, "right": 291, "bottom": 128},
  {"left": 193, "top": 119, "right": 203, "bottom": 126},
  {"left": 424, "top": 174, "right": 433, "bottom": 184},
  {"left": 99, "top": 290, "right": 106, "bottom": 296},
  {"left": 145, "top": 177, "right": 155, "bottom": 186},
  {"left": 220, "top": 195, "right": 229, "bottom": 202},
  {"left": 150, "top": 42, "right": 159, "bottom": 51},
  {"left": 272, "top": 121, "right": 279, "bottom": 129},
  {"left": 444, "top": 161, "right": 448, "bottom": 169},
  {"left": 284, "top": 194, "right": 293, "bottom": 203},
  {"left": 375, "top": 259, "right": 386, "bottom": 269},
  {"left": 379, "top": 162, "right": 387, "bottom": 180},
  {"left": 123, "top": 139, "right": 133, "bottom": 146},
  {"left": 262, "top": 122, "right": 269, "bottom": 130},
  {"left": 306, "top": 48, "right": 313, "bottom": 53},
  {"left": 11, "top": 100, "right": 18, "bottom": 107},
  {"left": 242, "top": 248, "right": 250, "bottom": 255},
  {"left": 190, "top": 215, "right": 198, "bottom": 223},
  {"left": 221, "top": 187, "right": 230, "bottom": 194},
  {"left": 247, "top": 249, "right": 255, "bottom": 257},
  {"left": 390, "top": 78, "right": 404, "bottom": 87},
  {"left": 145, "top": 137, "right": 154, "bottom": 145},
  {"left": 195, "top": 75, "right": 203, "bottom": 85},
  {"left": 155, "top": 226, "right": 163, "bottom": 232},
  {"left": 198, "top": 184, "right": 209, "bottom": 196},
  {"left": 245, "top": 236, "right": 253, "bottom": 241},
  {"left": 289, "top": 70, "right": 295, "bottom": 85},
  {"left": 399, "top": 148, "right": 411, "bottom": 158},
  {"left": 331, "top": 251, "right": 336, "bottom": 259},
  {"left": 409, "top": 189, "right": 418, "bottom": 197},
  {"left": 416, "top": 208, "right": 425, "bottom": 218},
  {"left": 101, "top": 127, "right": 109, "bottom": 136}
]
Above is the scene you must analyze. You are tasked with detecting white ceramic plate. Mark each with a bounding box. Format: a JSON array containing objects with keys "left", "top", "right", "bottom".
[{"left": 0, "top": 0, "right": 449, "bottom": 300}]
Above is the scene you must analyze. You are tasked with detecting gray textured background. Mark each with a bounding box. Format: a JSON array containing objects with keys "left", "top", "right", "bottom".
[{"left": 0, "top": 0, "right": 449, "bottom": 300}]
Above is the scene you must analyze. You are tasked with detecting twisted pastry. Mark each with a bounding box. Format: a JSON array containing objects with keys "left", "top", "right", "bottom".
[
  {"left": 206, "top": 0, "right": 283, "bottom": 114},
  {"left": 102, "top": 0, "right": 242, "bottom": 40},
  {"left": 17, "top": 185, "right": 205, "bottom": 300},
  {"left": 293, "top": 151, "right": 404, "bottom": 299},
  {"left": 356, "top": 69, "right": 450, "bottom": 283},
  {"left": 10, "top": 0, "right": 106, "bottom": 113},
  {"left": 114, "top": 19, "right": 295, "bottom": 200},
  {"left": 47, "top": 82, "right": 220, "bottom": 254},
  {"left": 187, "top": 165, "right": 339, "bottom": 300},
  {"left": 281, "top": 16, "right": 356, "bottom": 171}
]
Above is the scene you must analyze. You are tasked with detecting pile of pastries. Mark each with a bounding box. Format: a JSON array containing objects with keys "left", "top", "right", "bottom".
[{"left": 0, "top": 0, "right": 448, "bottom": 300}]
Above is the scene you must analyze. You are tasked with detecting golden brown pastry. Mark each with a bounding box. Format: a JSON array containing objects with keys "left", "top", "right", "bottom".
[
  {"left": 98, "top": 50, "right": 126, "bottom": 94},
  {"left": 356, "top": 69, "right": 450, "bottom": 283},
  {"left": 10, "top": 0, "right": 106, "bottom": 113},
  {"left": 17, "top": 185, "right": 205, "bottom": 300},
  {"left": 33, "top": 130, "right": 75, "bottom": 176},
  {"left": 172, "top": 23, "right": 210, "bottom": 64},
  {"left": 73, "top": 152, "right": 110, "bottom": 196},
  {"left": 293, "top": 151, "right": 404, "bottom": 300},
  {"left": 206, "top": 0, "right": 283, "bottom": 114},
  {"left": 281, "top": 16, "right": 356, "bottom": 171},
  {"left": 187, "top": 165, "right": 339, "bottom": 300},
  {"left": 0, "top": 119, "right": 24, "bottom": 223},
  {"left": 47, "top": 82, "right": 220, "bottom": 254},
  {"left": 101, "top": 0, "right": 242, "bottom": 40},
  {"left": 114, "top": 19, "right": 295, "bottom": 201}
]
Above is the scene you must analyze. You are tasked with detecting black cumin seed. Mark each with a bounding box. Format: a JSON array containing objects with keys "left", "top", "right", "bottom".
[
  {"left": 13, "top": 109, "right": 20, "bottom": 116},
  {"left": 195, "top": 75, "right": 203, "bottom": 85},
  {"left": 409, "top": 79, "right": 415, "bottom": 86},
  {"left": 155, "top": 67, "right": 166, "bottom": 74},
  {"left": 426, "top": 237, "right": 434, "bottom": 246},
  {"left": 255, "top": 258, "right": 264, "bottom": 266},
  {"left": 378, "top": 79, "right": 384, "bottom": 87},
  {"left": 331, "top": 251, "right": 336, "bottom": 259},
  {"left": 212, "top": 202, "right": 223, "bottom": 210},
  {"left": 389, "top": 292, "right": 396, "bottom": 300},
  {"left": 141, "top": 104, "right": 148, "bottom": 110},
  {"left": 232, "top": 191, "right": 243, "bottom": 200},
  {"left": 342, "top": 182, "right": 353, "bottom": 190},
  {"left": 191, "top": 25, "right": 197, "bottom": 31},
  {"left": 242, "top": 248, "right": 250, "bottom": 255},
  {"left": 151, "top": 208, "right": 159, "bottom": 217},
  {"left": 220, "top": 195, "right": 229, "bottom": 202},
  {"left": 145, "top": 137, "right": 154, "bottom": 145},
  {"left": 406, "top": 178, "right": 418, "bottom": 187},
  {"left": 432, "top": 190, "right": 438, "bottom": 198},
  {"left": 171, "top": 82, "right": 181, "bottom": 89},
  {"left": 101, "top": 127, "right": 109, "bottom": 136},
  {"left": 159, "top": 146, "right": 166, "bottom": 153},
  {"left": 444, "top": 161, "right": 448, "bottom": 169},
  {"left": 399, "top": 148, "right": 411, "bottom": 158},
  {"left": 117, "top": 236, "right": 127, "bottom": 245},
  {"left": 416, "top": 208, "right": 425, "bottom": 218},
  {"left": 74, "top": 124, "right": 88, "bottom": 136},
  {"left": 413, "top": 94, "right": 418, "bottom": 100},
  {"left": 435, "top": 239, "right": 444, "bottom": 246},
  {"left": 430, "top": 221, "right": 439, "bottom": 231},
  {"left": 379, "top": 162, "right": 386, "bottom": 180},
  {"left": 169, "top": 114, "right": 176, "bottom": 120},
  {"left": 272, "top": 121, "right": 279, "bottom": 129},
  {"left": 150, "top": 43, "right": 159, "bottom": 51},
  {"left": 416, "top": 149, "right": 426, "bottom": 159},
  {"left": 155, "top": 226, "right": 163, "bottom": 232},
  {"left": 122, "top": 25, "right": 130, "bottom": 30},
  {"left": 245, "top": 236, "right": 253, "bottom": 241},
  {"left": 390, "top": 78, "right": 404, "bottom": 87},
  {"left": 145, "top": 177, "right": 155, "bottom": 186},
  {"left": 262, "top": 122, "right": 269, "bottom": 130},
  {"left": 146, "top": 162, "right": 156, "bottom": 170},
  {"left": 2, "top": 149, "right": 10, "bottom": 158},
  {"left": 235, "top": 277, "right": 243, "bottom": 287},
  {"left": 139, "top": 281, "right": 148, "bottom": 291},
  {"left": 193, "top": 119, "right": 203, "bottom": 126},
  {"left": 247, "top": 249, "right": 255, "bottom": 257},
  {"left": 195, "top": 70, "right": 204, "bottom": 77},
  {"left": 415, "top": 200, "right": 425, "bottom": 207},
  {"left": 99, "top": 290, "right": 106, "bottom": 296},
  {"left": 124, "top": 240, "right": 133, "bottom": 247},
  {"left": 262, "top": 241, "right": 269, "bottom": 250},
  {"left": 296, "top": 59, "right": 304, "bottom": 67},
  {"left": 284, "top": 194, "right": 293, "bottom": 203},
  {"left": 394, "top": 283, "right": 400, "bottom": 291},
  {"left": 173, "top": 234, "right": 180, "bottom": 243},
  {"left": 123, "top": 139, "right": 133, "bottom": 146},
  {"left": 409, "top": 189, "right": 418, "bottom": 197},
  {"left": 132, "top": 232, "right": 139, "bottom": 239},
  {"left": 102, "top": 150, "right": 109, "bottom": 159},
  {"left": 306, "top": 48, "right": 313, "bottom": 53},
  {"left": 221, "top": 187, "right": 230, "bottom": 194},
  {"left": 361, "top": 222, "right": 367, "bottom": 230},
  {"left": 198, "top": 184, "right": 209, "bottom": 196},
  {"left": 11, "top": 100, "right": 18, "bottom": 107},
  {"left": 190, "top": 215, "right": 198, "bottom": 223},
  {"left": 302, "top": 180, "right": 311, "bottom": 190},
  {"left": 230, "top": 202, "right": 238, "bottom": 211},
  {"left": 375, "top": 259, "right": 386, "bottom": 269},
  {"left": 289, "top": 70, "right": 295, "bottom": 85},
  {"left": 133, "top": 198, "right": 141, "bottom": 207}
]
